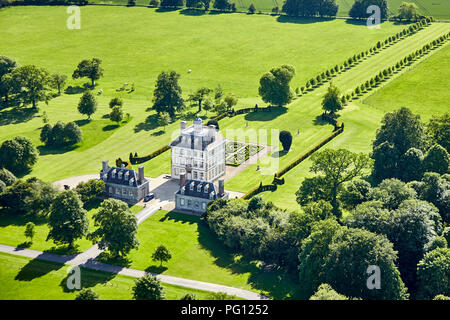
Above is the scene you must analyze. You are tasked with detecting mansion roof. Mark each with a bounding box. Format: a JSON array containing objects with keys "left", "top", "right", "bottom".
[
  {"left": 100, "top": 167, "right": 142, "bottom": 187},
  {"left": 176, "top": 179, "right": 218, "bottom": 200}
]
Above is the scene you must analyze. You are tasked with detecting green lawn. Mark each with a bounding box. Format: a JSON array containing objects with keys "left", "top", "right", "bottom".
[
  {"left": 0, "top": 6, "right": 407, "bottom": 182},
  {"left": 0, "top": 199, "right": 142, "bottom": 255},
  {"left": 101, "top": 210, "right": 302, "bottom": 299},
  {"left": 363, "top": 43, "right": 450, "bottom": 121},
  {"left": 0, "top": 252, "right": 214, "bottom": 300}
]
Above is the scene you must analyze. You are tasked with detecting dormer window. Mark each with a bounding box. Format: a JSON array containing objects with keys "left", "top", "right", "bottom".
[
  {"left": 204, "top": 184, "right": 209, "bottom": 193},
  {"left": 190, "top": 182, "right": 195, "bottom": 191},
  {"left": 102, "top": 174, "right": 107, "bottom": 181},
  {"left": 124, "top": 171, "right": 129, "bottom": 180},
  {"left": 118, "top": 171, "right": 123, "bottom": 179},
  {"left": 181, "top": 186, "right": 185, "bottom": 195},
  {"left": 197, "top": 183, "right": 202, "bottom": 192},
  {"left": 129, "top": 178, "right": 134, "bottom": 186},
  {"left": 209, "top": 192, "right": 215, "bottom": 200},
  {"left": 111, "top": 169, "right": 116, "bottom": 179}
]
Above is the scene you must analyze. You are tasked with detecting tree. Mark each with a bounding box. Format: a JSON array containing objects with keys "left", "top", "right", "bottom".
[
  {"left": 213, "top": 0, "right": 231, "bottom": 10},
  {"left": 51, "top": 73, "right": 67, "bottom": 94},
  {"left": 0, "top": 180, "right": 5, "bottom": 194},
  {"left": 0, "top": 178, "right": 56, "bottom": 216},
  {"left": 349, "top": 0, "right": 389, "bottom": 19},
  {"left": 110, "top": 106, "right": 124, "bottom": 125},
  {"left": 309, "top": 148, "right": 373, "bottom": 216},
  {"left": 248, "top": 3, "right": 256, "bottom": 14},
  {"left": 157, "top": 112, "right": 171, "bottom": 131},
  {"left": 423, "top": 144, "right": 449, "bottom": 175},
  {"left": 296, "top": 176, "right": 333, "bottom": 206},
  {"left": 75, "top": 179, "right": 106, "bottom": 207},
  {"left": 160, "top": 0, "right": 183, "bottom": 7},
  {"left": 417, "top": 248, "right": 450, "bottom": 299},
  {"left": 78, "top": 91, "right": 97, "bottom": 119},
  {"left": 89, "top": 199, "right": 139, "bottom": 257},
  {"left": 188, "top": 87, "right": 211, "bottom": 112},
  {"left": 339, "top": 178, "right": 372, "bottom": 210},
  {"left": 152, "top": 71, "right": 184, "bottom": 117},
  {"left": 279, "top": 130, "right": 292, "bottom": 152},
  {"left": 424, "top": 236, "right": 447, "bottom": 253},
  {"left": 72, "top": 58, "right": 103, "bottom": 87},
  {"left": 368, "top": 178, "right": 417, "bottom": 210},
  {"left": 24, "top": 222, "right": 35, "bottom": 243},
  {"left": 399, "top": 147, "right": 424, "bottom": 182},
  {"left": 10, "top": 65, "right": 52, "bottom": 108},
  {"left": 412, "top": 172, "right": 449, "bottom": 222},
  {"left": 0, "top": 56, "right": 18, "bottom": 103},
  {"left": 426, "top": 113, "right": 449, "bottom": 152},
  {"left": 282, "top": 0, "right": 338, "bottom": 17},
  {"left": 47, "top": 190, "right": 89, "bottom": 250},
  {"left": 0, "top": 136, "right": 38, "bottom": 175},
  {"left": 75, "top": 288, "right": 100, "bottom": 300},
  {"left": 202, "top": 97, "right": 213, "bottom": 115},
  {"left": 180, "top": 293, "right": 196, "bottom": 300},
  {"left": 0, "top": 168, "right": 16, "bottom": 186},
  {"left": 398, "top": 2, "right": 419, "bottom": 21},
  {"left": 109, "top": 97, "right": 123, "bottom": 109},
  {"left": 259, "top": 65, "right": 295, "bottom": 107},
  {"left": 132, "top": 275, "right": 165, "bottom": 300},
  {"left": 222, "top": 93, "right": 238, "bottom": 112},
  {"left": 322, "top": 83, "right": 343, "bottom": 115},
  {"left": 214, "top": 84, "right": 224, "bottom": 101},
  {"left": 309, "top": 283, "right": 348, "bottom": 300},
  {"left": 64, "top": 122, "right": 83, "bottom": 145},
  {"left": 372, "top": 107, "right": 427, "bottom": 182},
  {"left": 152, "top": 245, "right": 172, "bottom": 267},
  {"left": 213, "top": 100, "right": 227, "bottom": 115}
]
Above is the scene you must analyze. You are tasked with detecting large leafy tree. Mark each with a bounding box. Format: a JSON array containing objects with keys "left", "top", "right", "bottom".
[
  {"left": 282, "top": 0, "right": 338, "bottom": 17},
  {"left": 160, "top": 0, "right": 183, "bottom": 7},
  {"left": 417, "top": 248, "right": 450, "bottom": 300},
  {"left": 0, "top": 55, "right": 19, "bottom": 103},
  {"left": 152, "top": 71, "right": 184, "bottom": 117},
  {"left": 10, "top": 65, "right": 52, "bottom": 108},
  {"left": 397, "top": 2, "right": 419, "bottom": 21},
  {"left": 349, "top": 0, "right": 389, "bottom": 19},
  {"left": 309, "top": 283, "right": 348, "bottom": 300},
  {"left": 399, "top": 148, "right": 424, "bottom": 182},
  {"left": 258, "top": 65, "right": 295, "bottom": 107},
  {"left": 0, "top": 136, "right": 38, "bottom": 175},
  {"left": 0, "top": 177, "right": 56, "bottom": 216},
  {"left": 412, "top": 172, "right": 449, "bottom": 222},
  {"left": 109, "top": 105, "right": 124, "bottom": 125},
  {"left": 0, "top": 168, "right": 16, "bottom": 186},
  {"left": 75, "top": 179, "right": 106, "bottom": 207},
  {"left": 426, "top": 113, "right": 449, "bottom": 152},
  {"left": 371, "top": 107, "right": 427, "bottom": 182},
  {"left": 322, "top": 83, "right": 343, "bottom": 115},
  {"left": 188, "top": 87, "right": 211, "bottom": 112},
  {"left": 368, "top": 178, "right": 417, "bottom": 210},
  {"left": 423, "top": 144, "right": 449, "bottom": 175},
  {"left": 78, "top": 91, "right": 97, "bottom": 119},
  {"left": 152, "top": 245, "right": 172, "bottom": 267},
  {"left": 132, "top": 275, "right": 165, "bottom": 300},
  {"left": 89, "top": 199, "right": 139, "bottom": 257},
  {"left": 72, "top": 58, "right": 103, "bottom": 87},
  {"left": 309, "top": 148, "right": 373, "bottom": 216},
  {"left": 47, "top": 190, "right": 89, "bottom": 250}
]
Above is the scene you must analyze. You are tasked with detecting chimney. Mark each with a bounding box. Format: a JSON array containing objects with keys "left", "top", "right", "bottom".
[
  {"left": 138, "top": 166, "right": 145, "bottom": 185},
  {"left": 218, "top": 179, "right": 225, "bottom": 197},
  {"left": 179, "top": 173, "right": 186, "bottom": 187},
  {"left": 180, "top": 121, "right": 187, "bottom": 131},
  {"left": 102, "top": 160, "right": 109, "bottom": 173}
]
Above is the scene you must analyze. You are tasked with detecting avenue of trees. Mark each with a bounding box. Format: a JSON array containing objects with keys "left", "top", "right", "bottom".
[{"left": 282, "top": 0, "right": 339, "bottom": 17}]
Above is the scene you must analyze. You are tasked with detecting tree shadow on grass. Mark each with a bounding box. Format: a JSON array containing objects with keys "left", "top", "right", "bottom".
[
  {"left": 145, "top": 265, "right": 168, "bottom": 274},
  {"left": 37, "top": 144, "right": 78, "bottom": 156},
  {"left": 64, "top": 86, "right": 85, "bottom": 95},
  {"left": 0, "top": 211, "right": 47, "bottom": 228},
  {"left": 0, "top": 106, "right": 38, "bottom": 126},
  {"left": 313, "top": 114, "right": 332, "bottom": 126},
  {"left": 103, "top": 124, "right": 119, "bottom": 131},
  {"left": 179, "top": 8, "right": 206, "bottom": 16},
  {"left": 58, "top": 265, "right": 117, "bottom": 293},
  {"left": 17, "top": 241, "right": 32, "bottom": 249},
  {"left": 244, "top": 107, "right": 287, "bottom": 122},
  {"left": 74, "top": 119, "right": 91, "bottom": 127},
  {"left": 96, "top": 251, "right": 132, "bottom": 268},
  {"left": 151, "top": 130, "right": 165, "bottom": 136},
  {"left": 271, "top": 150, "right": 288, "bottom": 158},
  {"left": 15, "top": 256, "right": 64, "bottom": 282},
  {"left": 134, "top": 113, "right": 159, "bottom": 133},
  {"left": 277, "top": 16, "right": 334, "bottom": 24},
  {"left": 160, "top": 211, "right": 302, "bottom": 299},
  {"left": 155, "top": 7, "right": 180, "bottom": 13}
]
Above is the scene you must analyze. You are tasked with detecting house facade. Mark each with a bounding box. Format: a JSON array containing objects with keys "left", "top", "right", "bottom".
[
  {"left": 100, "top": 160, "right": 149, "bottom": 202},
  {"left": 169, "top": 117, "right": 226, "bottom": 182},
  {"left": 175, "top": 177, "right": 228, "bottom": 214}
]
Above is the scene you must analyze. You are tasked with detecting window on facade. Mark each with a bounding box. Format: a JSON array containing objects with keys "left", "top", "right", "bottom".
[
  {"left": 109, "top": 187, "right": 113, "bottom": 194},
  {"left": 188, "top": 200, "right": 192, "bottom": 206},
  {"left": 129, "top": 191, "right": 133, "bottom": 196},
  {"left": 175, "top": 168, "right": 179, "bottom": 175},
  {"left": 194, "top": 201, "right": 199, "bottom": 208},
  {"left": 116, "top": 188, "right": 120, "bottom": 195},
  {"left": 202, "top": 203, "right": 206, "bottom": 210},
  {"left": 122, "top": 189, "right": 127, "bottom": 195},
  {"left": 180, "top": 198, "right": 185, "bottom": 206},
  {"left": 193, "top": 171, "right": 198, "bottom": 179},
  {"left": 200, "top": 172, "right": 204, "bottom": 180}
]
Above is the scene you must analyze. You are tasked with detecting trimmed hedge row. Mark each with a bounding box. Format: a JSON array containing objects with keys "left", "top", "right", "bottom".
[
  {"left": 242, "top": 182, "right": 277, "bottom": 200},
  {"left": 300, "top": 19, "right": 432, "bottom": 94},
  {"left": 129, "top": 145, "right": 170, "bottom": 164},
  {"left": 275, "top": 124, "right": 344, "bottom": 178},
  {"left": 344, "top": 31, "right": 450, "bottom": 104}
]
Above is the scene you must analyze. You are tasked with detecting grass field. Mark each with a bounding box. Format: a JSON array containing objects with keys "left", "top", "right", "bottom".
[
  {"left": 88, "top": 0, "right": 450, "bottom": 19},
  {"left": 0, "top": 252, "right": 214, "bottom": 300},
  {"left": 0, "top": 6, "right": 410, "bottom": 183},
  {"left": 0, "top": 199, "right": 142, "bottom": 254},
  {"left": 100, "top": 210, "right": 301, "bottom": 299}
]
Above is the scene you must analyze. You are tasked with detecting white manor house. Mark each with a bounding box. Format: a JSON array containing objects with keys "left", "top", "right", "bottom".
[{"left": 169, "top": 117, "right": 226, "bottom": 182}]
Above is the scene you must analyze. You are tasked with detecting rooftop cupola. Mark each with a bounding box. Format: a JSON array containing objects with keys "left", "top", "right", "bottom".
[{"left": 194, "top": 116, "right": 203, "bottom": 134}]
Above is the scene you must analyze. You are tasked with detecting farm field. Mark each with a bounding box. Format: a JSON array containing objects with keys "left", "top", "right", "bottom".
[
  {"left": 106, "top": 210, "right": 301, "bottom": 299},
  {"left": 0, "top": 6, "right": 409, "bottom": 182},
  {"left": 0, "top": 252, "right": 214, "bottom": 300},
  {"left": 88, "top": 0, "right": 450, "bottom": 19}
]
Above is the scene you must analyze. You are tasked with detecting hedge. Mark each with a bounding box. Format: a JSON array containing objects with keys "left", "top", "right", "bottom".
[
  {"left": 129, "top": 145, "right": 170, "bottom": 164},
  {"left": 242, "top": 182, "right": 277, "bottom": 200}
]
